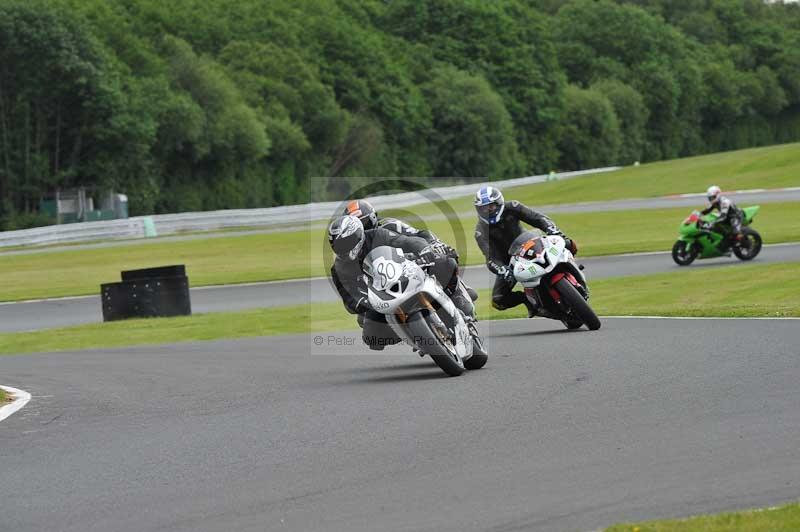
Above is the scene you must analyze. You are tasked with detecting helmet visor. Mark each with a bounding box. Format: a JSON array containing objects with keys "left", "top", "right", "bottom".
[{"left": 476, "top": 202, "right": 500, "bottom": 220}]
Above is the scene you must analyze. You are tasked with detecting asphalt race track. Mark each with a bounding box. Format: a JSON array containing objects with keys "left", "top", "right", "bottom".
[
  {"left": 2, "top": 318, "right": 799, "bottom": 532},
  {"left": 3, "top": 243, "right": 800, "bottom": 333}
]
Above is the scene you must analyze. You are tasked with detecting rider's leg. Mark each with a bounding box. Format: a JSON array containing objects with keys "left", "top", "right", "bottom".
[
  {"left": 429, "top": 256, "right": 476, "bottom": 318},
  {"left": 491, "top": 275, "right": 537, "bottom": 317},
  {"left": 731, "top": 214, "right": 743, "bottom": 239},
  {"left": 361, "top": 310, "right": 401, "bottom": 350}
]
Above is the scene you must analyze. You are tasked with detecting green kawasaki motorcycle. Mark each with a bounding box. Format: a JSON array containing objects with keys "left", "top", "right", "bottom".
[{"left": 671, "top": 206, "right": 762, "bottom": 266}]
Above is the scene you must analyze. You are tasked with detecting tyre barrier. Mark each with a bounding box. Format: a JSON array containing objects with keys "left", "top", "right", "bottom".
[{"left": 101, "top": 265, "right": 191, "bottom": 322}]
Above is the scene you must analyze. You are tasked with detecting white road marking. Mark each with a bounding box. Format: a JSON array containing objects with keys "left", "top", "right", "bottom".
[
  {"left": 0, "top": 294, "right": 95, "bottom": 306},
  {"left": 0, "top": 385, "right": 32, "bottom": 423},
  {"left": 599, "top": 315, "right": 800, "bottom": 320},
  {"left": 497, "top": 316, "right": 800, "bottom": 322}
]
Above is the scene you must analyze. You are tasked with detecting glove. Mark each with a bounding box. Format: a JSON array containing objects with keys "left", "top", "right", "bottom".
[
  {"left": 565, "top": 238, "right": 578, "bottom": 256},
  {"left": 417, "top": 245, "right": 441, "bottom": 265},
  {"left": 430, "top": 241, "right": 459, "bottom": 262},
  {"left": 497, "top": 266, "right": 514, "bottom": 283},
  {"left": 444, "top": 243, "right": 460, "bottom": 262},
  {"left": 429, "top": 241, "right": 448, "bottom": 256}
]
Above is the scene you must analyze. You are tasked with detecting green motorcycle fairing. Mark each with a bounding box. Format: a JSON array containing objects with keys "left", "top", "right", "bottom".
[{"left": 676, "top": 205, "right": 759, "bottom": 259}]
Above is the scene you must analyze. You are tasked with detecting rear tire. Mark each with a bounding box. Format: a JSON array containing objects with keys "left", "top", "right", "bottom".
[
  {"left": 563, "top": 320, "right": 583, "bottom": 330},
  {"left": 556, "top": 278, "right": 601, "bottom": 331},
  {"left": 406, "top": 311, "right": 465, "bottom": 377},
  {"left": 672, "top": 240, "right": 697, "bottom": 266},
  {"left": 464, "top": 322, "right": 488, "bottom": 370},
  {"left": 733, "top": 228, "right": 762, "bottom": 261}
]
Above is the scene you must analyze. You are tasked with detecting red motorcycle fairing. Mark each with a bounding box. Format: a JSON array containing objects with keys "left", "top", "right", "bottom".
[{"left": 548, "top": 272, "right": 580, "bottom": 303}]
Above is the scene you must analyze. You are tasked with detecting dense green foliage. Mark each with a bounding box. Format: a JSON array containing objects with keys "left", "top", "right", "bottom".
[{"left": 1, "top": 0, "right": 799, "bottom": 228}]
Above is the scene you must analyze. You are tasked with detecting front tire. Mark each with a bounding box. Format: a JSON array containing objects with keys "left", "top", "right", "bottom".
[
  {"left": 672, "top": 240, "right": 697, "bottom": 266},
  {"left": 733, "top": 228, "right": 762, "bottom": 261},
  {"left": 406, "top": 311, "right": 465, "bottom": 377},
  {"left": 556, "top": 279, "right": 601, "bottom": 331}
]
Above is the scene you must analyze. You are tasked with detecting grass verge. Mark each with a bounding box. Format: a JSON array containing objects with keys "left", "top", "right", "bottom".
[
  {"left": 389, "top": 141, "right": 800, "bottom": 218},
  {"left": 2, "top": 201, "right": 799, "bottom": 302},
  {"left": 0, "top": 387, "right": 8, "bottom": 403},
  {"left": 1, "top": 261, "right": 797, "bottom": 355},
  {"left": 606, "top": 501, "right": 800, "bottom": 531}
]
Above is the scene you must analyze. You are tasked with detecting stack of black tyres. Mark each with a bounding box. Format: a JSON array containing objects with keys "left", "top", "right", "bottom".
[{"left": 101, "top": 265, "right": 191, "bottom": 322}]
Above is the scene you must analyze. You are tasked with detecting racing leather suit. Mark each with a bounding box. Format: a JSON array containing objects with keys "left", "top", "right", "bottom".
[
  {"left": 330, "top": 227, "right": 461, "bottom": 349},
  {"left": 377, "top": 217, "right": 460, "bottom": 262},
  {"left": 701, "top": 195, "right": 742, "bottom": 236},
  {"left": 474, "top": 200, "right": 564, "bottom": 311}
]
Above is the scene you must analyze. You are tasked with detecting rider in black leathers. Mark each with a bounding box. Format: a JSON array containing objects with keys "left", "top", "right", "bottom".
[
  {"left": 328, "top": 215, "right": 470, "bottom": 350},
  {"left": 700, "top": 185, "right": 743, "bottom": 243},
  {"left": 341, "top": 199, "right": 460, "bottom": 261},
  {"left": 473, "top": 186, "right": 577, "bottom": 317}
]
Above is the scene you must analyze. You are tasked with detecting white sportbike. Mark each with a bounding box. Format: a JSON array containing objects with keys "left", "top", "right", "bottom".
[
  {"left": 363, "top": 246, "right": 488, "bottom": 377},
  {"left": 508, "top": 231, "right": 601, "bottom": 331}
]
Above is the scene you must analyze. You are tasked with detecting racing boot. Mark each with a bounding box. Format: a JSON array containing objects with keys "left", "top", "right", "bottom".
[
  {"left": 450, "top": 287, "right": 476, "bottom": 319},
  {"left": 523, "top": 297, "right": 538, "bottom": 319},
  {"left": 446, "top": 277, "right": 476, "bottom": 319}
]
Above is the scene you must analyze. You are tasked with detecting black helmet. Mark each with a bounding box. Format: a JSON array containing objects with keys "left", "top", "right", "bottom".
[
  {"left": 342, "top": 199, "right": 378, "bottom": 230},
  {"left": 328, "top": 215, "right": 365, "bottom": 261}
]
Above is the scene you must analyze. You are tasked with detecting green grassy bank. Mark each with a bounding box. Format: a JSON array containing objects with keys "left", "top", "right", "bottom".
[{"left": 606, "top": 501, "right": 800, "bottom": 532}]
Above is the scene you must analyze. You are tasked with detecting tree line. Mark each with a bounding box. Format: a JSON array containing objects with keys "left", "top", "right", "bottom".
[{"left": 1, "top": 0, "right": 799, "bottom": 229}]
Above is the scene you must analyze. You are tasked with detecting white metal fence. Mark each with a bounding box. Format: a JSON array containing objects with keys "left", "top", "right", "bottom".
[{"left": 0, "top": 167, "right": 620, "bottom": 248}]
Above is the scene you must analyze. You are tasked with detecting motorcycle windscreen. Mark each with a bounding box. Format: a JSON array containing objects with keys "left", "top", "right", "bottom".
[
  {"left": 362, "top": 246, "right": 406, "bottom": 286},
  {"left": 508, "top": 230, "right": 545, "bottom": 257}
]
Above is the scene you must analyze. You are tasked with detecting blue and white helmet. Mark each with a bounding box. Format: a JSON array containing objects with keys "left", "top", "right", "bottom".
[{"left": 474, "top": 186, "right": 505, "bottom": 224}]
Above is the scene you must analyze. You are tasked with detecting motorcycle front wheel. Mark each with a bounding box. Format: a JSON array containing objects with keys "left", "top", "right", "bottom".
[
  {"left": 671, "top": 240, "right": 697, "bottom": 266},
  {"left": 555, "top": 278, "right": 601, "bottom": 331},
  {"left": 406, "top": 310, "right": 465, "bottom": 377}
]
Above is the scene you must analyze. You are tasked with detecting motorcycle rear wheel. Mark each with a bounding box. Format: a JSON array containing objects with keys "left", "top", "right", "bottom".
[
  {"left": 733, "top": 228, "right": 762, "bottom": 261},
  {"left": 406, "top": 311, "right": 465, "bottom": 377},
  {"left": 555, "top": 279, "right": 601, "bottom": 331},
  {"left": 671, "top": 240, "right": 697, "bottom": 266}
]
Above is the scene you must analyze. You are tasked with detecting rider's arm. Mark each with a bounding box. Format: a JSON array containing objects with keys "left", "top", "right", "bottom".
[
  {"left": 379, "top": 217, "right": 439, "bottom": 245},
  {"left": 474, "top": 225, "right": 507, "bottom": 275},
  {"left": 375, "top": 227, "right": 429, "bottom": 255},
  {"left": 331, "top": 264, "right": 367, "bottom": 314},
  {"left": 710, "top": 198, "right": 732, "bottom": 226},
  {"left": 509, "top": 200, "right": 563, "bottom": 236}
]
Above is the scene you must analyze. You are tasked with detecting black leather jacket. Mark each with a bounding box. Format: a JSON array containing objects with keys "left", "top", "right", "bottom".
[
  {"left": 377, "top": 217, "right": 438, "bottom": 243},
  {"left": 701, "top": 196, "right": 741, "bottom": 227},
  {"left": 474, "top": 200, "right": 563, "bottom": 274},
  {"left": 330, "top": 227, "right": 429, "bottom": 314}
]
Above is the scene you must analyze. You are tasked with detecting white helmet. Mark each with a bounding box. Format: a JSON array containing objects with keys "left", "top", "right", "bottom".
[{"left": 706, "top": 185, "right": 721, "bottom": 204}]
